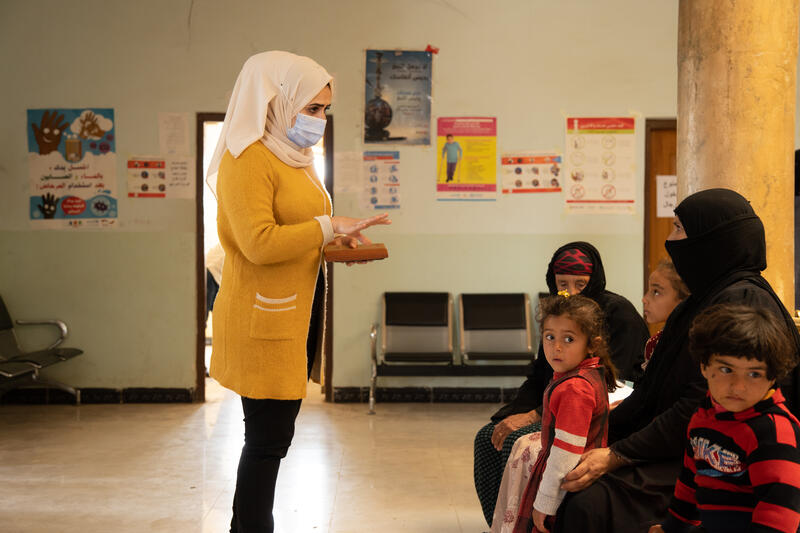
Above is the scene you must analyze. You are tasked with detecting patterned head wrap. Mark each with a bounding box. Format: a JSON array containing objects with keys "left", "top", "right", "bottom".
[{"left": 552, "top": 248, "right": 594, "bottom": 276}]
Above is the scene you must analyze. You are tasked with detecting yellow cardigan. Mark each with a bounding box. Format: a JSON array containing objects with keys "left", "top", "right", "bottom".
[{"left": 210, "top": 142, "right": 333, "bottom": 400}]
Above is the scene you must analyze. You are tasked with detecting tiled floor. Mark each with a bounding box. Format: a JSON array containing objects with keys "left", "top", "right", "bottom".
[{"left": 0, "top": 379, "right": 496, "bottom": 532}]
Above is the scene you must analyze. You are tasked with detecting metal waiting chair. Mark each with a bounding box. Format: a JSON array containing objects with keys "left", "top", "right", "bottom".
[
  {"left": 0, "top": 294, "right": 83, "bottom": 403},
  {"left": 369, "top": 292, "right": 454, "bottom": 413},
  {"left": 458, "top": 293, "right": 534, "bottom": 363}
]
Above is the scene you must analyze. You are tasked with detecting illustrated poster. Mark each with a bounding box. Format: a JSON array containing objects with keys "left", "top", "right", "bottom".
[
  {"left": 127, "top": 157, "right": 193, "bottom": 199},
  {"left": 363, "top": 151, "right": 401, "bottom": 210},
  {"left": 27, "top": 108, "right": 118, "bottom": 229},
  {"left": 364, "top": 50, "right": 432, "bottom": 145},
  {"left": 564, "top": 117, "right": 636, "bottom": 214},
  {"left": 501, "top": 153, "right": 562, "bottom": 194},
  {"left": 436, "top": 117, "right": 497, "bottom": 201}
]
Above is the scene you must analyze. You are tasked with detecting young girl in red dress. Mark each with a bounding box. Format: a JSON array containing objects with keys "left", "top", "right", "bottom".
[{"left": 513, "top": 295, "right": 618, "bottom": 533}]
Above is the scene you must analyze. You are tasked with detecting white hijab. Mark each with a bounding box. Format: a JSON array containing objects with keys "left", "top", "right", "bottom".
[{"left": 206, "top": 51, "right": 333, "bottom": 195}]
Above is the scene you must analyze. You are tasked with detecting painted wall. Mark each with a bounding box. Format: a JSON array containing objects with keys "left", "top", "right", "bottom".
[{"left": 0, "top": 0, "right": 683, "bottom": 393}]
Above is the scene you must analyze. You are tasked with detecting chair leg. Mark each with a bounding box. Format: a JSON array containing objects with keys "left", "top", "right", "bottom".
[
  {"left": 31, "top": 374, "right": 80, "bottom": 404},
  {"left": 369, "top": 323, "right": 378, "bottom": 415},
  {"left": 369, "top": 356, "right": 377, "bottom": 415}
]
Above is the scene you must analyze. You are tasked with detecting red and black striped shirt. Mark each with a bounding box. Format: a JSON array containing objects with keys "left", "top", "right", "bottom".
[{"left": 663, "top": 388, "right": 800, "bottom": 533}]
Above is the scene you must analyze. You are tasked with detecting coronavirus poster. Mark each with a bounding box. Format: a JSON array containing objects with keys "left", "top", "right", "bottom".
[
  {"left": 362, "top": 151, "right": 401, "bottom": 210},
  {"left": 27, "top": 108, "right": 118, "bottom": 229},
  {"left": 563, "top": 117, "right": 635, "bottom": 214}
]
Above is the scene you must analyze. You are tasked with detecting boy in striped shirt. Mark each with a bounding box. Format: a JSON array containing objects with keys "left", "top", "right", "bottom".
[{"left": 650, "top": 304, "right": 800, "bottom": 533}]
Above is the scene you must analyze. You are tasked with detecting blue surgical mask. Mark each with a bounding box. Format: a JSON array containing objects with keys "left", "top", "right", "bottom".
[{"left": 287, "top": 113, "right": 326, "bottom": 148}]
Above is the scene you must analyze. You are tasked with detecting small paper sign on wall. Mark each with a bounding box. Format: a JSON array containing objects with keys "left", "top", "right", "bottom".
[
  {"left": 127, "top": 157, "right": 193, "bottom": 199},
  {"left": 656, "top": 175, "right": 677, "bottom": 218}
]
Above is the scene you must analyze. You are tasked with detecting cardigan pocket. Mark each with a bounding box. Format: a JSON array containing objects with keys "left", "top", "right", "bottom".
[{"left": 249, "top": 292, "right": 297, "bottom": 340}]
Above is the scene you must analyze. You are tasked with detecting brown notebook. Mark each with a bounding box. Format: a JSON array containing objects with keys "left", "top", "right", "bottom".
[{"left": 323, "top": 243, "right": 389, "bottom": 262}]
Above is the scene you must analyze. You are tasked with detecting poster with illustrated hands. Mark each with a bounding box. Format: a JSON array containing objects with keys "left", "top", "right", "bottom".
[
  {"left": 27, "top": 108, "right": 118, "bottom": 229},
  {"left": 564, "top": 117, "right": 635, "bottom": 214}
]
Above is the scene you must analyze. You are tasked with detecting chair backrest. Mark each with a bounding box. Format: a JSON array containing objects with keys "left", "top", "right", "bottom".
[
  {"left": 0, "top": 294, "right": 21, "bottom": 359},
  {"left": 459, "top": 293, "right": 533, "bottom": 359},
  {"left": 382, "top": 292, "right": 452, "bottom": 355}
]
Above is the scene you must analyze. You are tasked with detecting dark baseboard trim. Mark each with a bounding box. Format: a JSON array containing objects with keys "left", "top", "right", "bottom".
[
  {"left": 0, "top": 387, "right": 194, "bottom": 405},
  {"left": 333, "top": 386, "right": 520, "bottom": 403}
]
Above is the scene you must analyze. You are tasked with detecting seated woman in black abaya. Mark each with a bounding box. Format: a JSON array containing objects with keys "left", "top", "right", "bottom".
[
  {"left": 551, "top": 189, "right": 800, "bottom": 533},
  {"left": 473, "top": 241, "right": 650, "bottom": 526}
]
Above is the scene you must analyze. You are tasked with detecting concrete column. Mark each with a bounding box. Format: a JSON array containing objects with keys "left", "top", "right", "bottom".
[{"left": 677, "top": 0, "right": 799, "bottom": 309}]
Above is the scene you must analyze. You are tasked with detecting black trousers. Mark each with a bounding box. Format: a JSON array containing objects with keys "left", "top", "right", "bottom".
[{"left": 230, "top": 273, "right": 324, "bottom": 533}]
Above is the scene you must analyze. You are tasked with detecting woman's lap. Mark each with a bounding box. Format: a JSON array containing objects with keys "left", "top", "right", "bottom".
[{"left": 474, "top": 421, "right": 541, "bottom": 526}]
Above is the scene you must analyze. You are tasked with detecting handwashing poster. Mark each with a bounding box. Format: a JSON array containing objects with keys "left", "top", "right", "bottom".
[{"left": 27, "top": 108, "right": 118, "bottom": 229}]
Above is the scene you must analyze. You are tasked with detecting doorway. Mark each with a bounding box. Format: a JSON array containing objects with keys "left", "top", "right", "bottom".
[
  {"left": 643, "top": 119, "right": 677, "bottom": 335},
  {"left": 194, "top": 114, "right": 335, "bottom": 402}
]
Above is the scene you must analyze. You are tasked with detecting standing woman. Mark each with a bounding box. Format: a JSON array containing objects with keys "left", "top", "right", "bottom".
[{"left": 206, "top": 51, "right": 390, "bottom": 533}]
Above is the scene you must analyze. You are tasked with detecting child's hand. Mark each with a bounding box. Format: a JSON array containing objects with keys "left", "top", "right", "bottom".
[
  {"left": 532, "top": 509, "right": 551, "bottom": 533},
  {"left": 647, "top": 525, "right": 664, "bottom": 533}
]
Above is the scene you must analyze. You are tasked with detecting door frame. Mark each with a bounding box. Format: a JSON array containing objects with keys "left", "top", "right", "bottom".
[
  {"left": 643, "top": 118, "right": 677, "bottom": 294},
  {"left": 323, "top": 117, "right": 334, "bottom": 402},
  {"left": 194, "top": 112, "right": 226, "bottom": 402}
]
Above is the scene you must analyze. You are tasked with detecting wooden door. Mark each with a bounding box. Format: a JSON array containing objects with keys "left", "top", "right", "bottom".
[{"left": 644, "top": 119, "right": 677, "bottom": 335}]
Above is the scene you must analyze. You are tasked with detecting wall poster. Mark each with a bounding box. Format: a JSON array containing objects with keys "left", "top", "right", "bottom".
[
  {"left": 363, "top": 151, "right": 401, "bottom": 210},
  {"left": 564, "top": 117, "right": 636, "bottom": 214},
  {"left": 127, "top": 157, "right": 193, "bottom": 199},
  {"left": 436, "top": 117, "right": 497, "bottom": 201},
  {"left": 27, "top": 108, "right": 118, "bottom": 229},
  {"left": 364, "top": 50, "right": 432, "bottom": 145},
  {"left": 501, "top": 153, "right": 562, "bottom": 194}
]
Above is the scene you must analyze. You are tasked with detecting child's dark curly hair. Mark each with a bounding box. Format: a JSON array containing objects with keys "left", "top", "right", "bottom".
[
  {"left": 689, "top": 303, "right": 797, "bottom": 381},
  {"left": 537, "top": 294, "right": 618, "bottom": 391}
]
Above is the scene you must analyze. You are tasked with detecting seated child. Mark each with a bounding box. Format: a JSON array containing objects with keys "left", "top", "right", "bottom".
[
  {"left": 649, "top": 304, "right": 800, "bottom": 533},
  {"left": 511, "top": 295, "right": 618, "bottom": 533},
  {"left": 641, "top": 259, "right": 689, "bottom": 372}
]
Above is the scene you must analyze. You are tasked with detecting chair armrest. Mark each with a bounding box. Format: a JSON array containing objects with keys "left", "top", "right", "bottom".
[{"left": 15, "top": 319, "right": 68, "bottom": 350}]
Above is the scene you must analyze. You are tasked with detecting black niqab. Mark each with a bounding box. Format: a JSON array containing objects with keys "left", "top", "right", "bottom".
[
  {"left": 613, "top": 188, "right": 800, "bottom": 450},
  {"left": 666, "top": 188, "right": 766, "bottom": 298}
]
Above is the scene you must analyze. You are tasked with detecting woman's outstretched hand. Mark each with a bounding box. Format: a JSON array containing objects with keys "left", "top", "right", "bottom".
[
  {"left": 329, "top": 213, "right": 390, "bottom": 266},
  {"left": 331, "top": 213, "right": 391, "bottom": 237},
  {"left": 560, "top": 447, "right": 627, "bottom": 492}
]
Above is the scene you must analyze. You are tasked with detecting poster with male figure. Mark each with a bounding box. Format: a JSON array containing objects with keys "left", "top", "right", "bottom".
[
  {"left": 27, "top": 108, "right": 118, "bottom": 229},
  {"left": 436, "top": 117, "right": 497, "bottom": 201}
]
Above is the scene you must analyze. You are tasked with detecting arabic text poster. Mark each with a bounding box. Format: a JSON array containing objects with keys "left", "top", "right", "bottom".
[
  {"left": 363, "top": 151, "right": 401, "bottom": 210},
  {"left": 436, "top": 117, "right": 497, "bottom": 201},
  {"left": 127, "top": 157, "right": 193, "bottom": 199},
  {"left": 364, "top": 50, "right": 432, "bottom": 145},
  {"left": 28, "top": 108, "right": 118, "bottom": 229},
  {"left": 501, "top": 153, "right": 562, "bottom": 194},
  {"left": 564, "top": 117, "right": 635, "bottom": 214}
]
